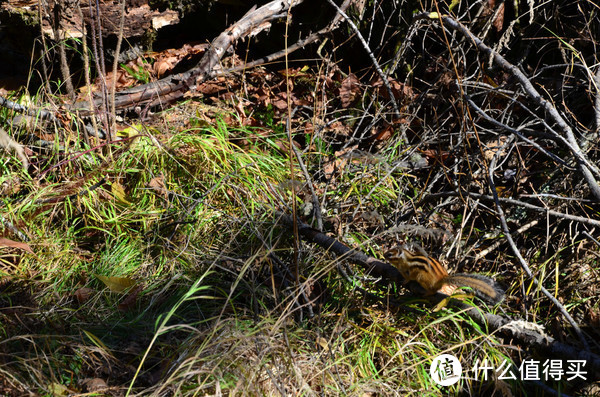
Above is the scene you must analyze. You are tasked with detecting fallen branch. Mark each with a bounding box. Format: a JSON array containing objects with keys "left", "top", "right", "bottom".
[
  {"left": 224, "top": 0, "right": 353, "bottom": 74},
  {"left": 72, "top": 0, "right": 307, "bottom": 114}
]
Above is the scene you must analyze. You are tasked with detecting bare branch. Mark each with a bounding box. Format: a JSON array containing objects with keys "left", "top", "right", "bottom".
[
  {"left": 465, "top": 95, "right": 569, "bottom": 167},
  {"left": 423, "top": 191, "right": 600, "bottom": 228},
  {"left": 71, "top": 0, "right": 307, "bottom": 114}
]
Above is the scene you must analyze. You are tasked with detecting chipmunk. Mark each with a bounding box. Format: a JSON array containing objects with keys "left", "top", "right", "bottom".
[{"left": 384, "top": 245, "right": 504, "bottom": 304}]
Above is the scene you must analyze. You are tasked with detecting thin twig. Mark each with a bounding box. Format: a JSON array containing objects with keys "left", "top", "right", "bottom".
[
  {"left": 465, "top": 96, "right": 569, "bottom": 167},
  {"left": 423, "top": 191, "right": 600, "bottom": 228},
  {"left": 111, "top": 0, "right": 127, "bottom": 133},
  {"left": 595, "top": 66, "right": 600, "bottom": 134},
  {"left": 583, "top": 231, "right": 600, "bottom": 248},
  {"left": 284, "top": 0, "right": 302, "bottom": 320},
  {"left": 292, "top": 144, "right": 323, "bottom": 231},
  {"left": 285, "top": 106, "right": 323, "bottom": 230},
  {"left": 474, "top": 219, "right": 539, "bottom": 261}
]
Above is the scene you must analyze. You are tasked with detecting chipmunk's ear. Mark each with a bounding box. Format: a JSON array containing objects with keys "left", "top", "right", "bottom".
[
  {"left": 383, "top": 246, "right": 401, "bottom": 259},
  {"left": 404, "top": 242, "right": 429, "bottom": 257}
]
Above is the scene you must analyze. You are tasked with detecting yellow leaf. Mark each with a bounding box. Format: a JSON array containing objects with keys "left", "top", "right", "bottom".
[
  {"left": 96, "top": 274, "right": 136, "bottom": 293},
  {"left": 111, "top": 182, "right": 132, "bottom": 205},
  {"left": 117, "top": 124, "right": 142, "bottom": 138},
  {"left": 432, "top": 296, "right": 453, "bottom": 312},
  {"left": 316, "top": 337, "right": 330, "bottom": 352},
  {"left": 48, "top": 383, "right": 70, "bottom": 396}
]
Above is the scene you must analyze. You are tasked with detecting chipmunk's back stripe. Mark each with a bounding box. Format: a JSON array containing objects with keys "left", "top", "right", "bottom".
[
  {"left": 427, "top": 257, "right": 449, "bottom": 278},
  {"left": 401, "top": 249, "right": 449, "bottom": 278}
]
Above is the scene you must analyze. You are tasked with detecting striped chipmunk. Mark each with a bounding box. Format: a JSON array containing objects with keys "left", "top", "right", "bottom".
[{"left": 384, "top": 244, "right": 504, "bottom": 304}]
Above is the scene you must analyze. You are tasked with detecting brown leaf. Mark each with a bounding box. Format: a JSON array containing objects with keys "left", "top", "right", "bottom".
[
  {"left": 493, "top": 2, "right": 505, "bottom": 32},
  {"left": 372, "top": 125, "right": 394, "bottom": 141},
  {"left": 82, "top": 378, "right": 108, "bottom": 392},
  {"left": 340, "top": 73, "right": 360, "bottom": 108},
  {"left": 148, "top": 175, "right": 168, "bottom": 199},
  {"left": 74, "top": 287, "right": 94, "bottom": 304},
  {"left": 329, "top": 121, "right": 352, "bottom": 137},
  {"left": 0, "top": 238, "right": 34, "bottom": 254},
  {"left": 197, "top": 80, "right": 226, "bottom": 95},
  {"left": 421, "top": 149, "right": 450, "bottom": 163},
  {"left": 153, "top": 58, "right": 175, "bottom": 77},
  {"left": 272, "top": 93, "right": 288, "bottom": 110},
  {"left": 371, "top": 76, "right": 415, "bottom": 101},
  {"left": 118, "top": 284, "right": 144, "bottom": 311},
  {"left": 483, "top": 135, "right": 508, "bottom": 160}
]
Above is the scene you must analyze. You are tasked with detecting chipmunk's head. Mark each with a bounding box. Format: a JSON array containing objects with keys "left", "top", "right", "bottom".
[{"left": 384, "top": 243, "right": 428, "bottom": 261}]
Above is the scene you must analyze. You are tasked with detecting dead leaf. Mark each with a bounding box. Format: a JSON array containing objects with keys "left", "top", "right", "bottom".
[
  {"left": 372, "top": 124, "right": 394, "bottom": 141},
  {"left": 198, "top": 80, "right": 226, "bottom": 95},
  {"left": 111, "top": 181, "right": 132, "bottom": 205},
  {"left": 340, "top": 73, "right": 360, "bottom": 108},
  {"left": 272, "top": 93, "right": 288, "bottom": 110},
  {"left": 0, "top": 238, "right": 34, "bottom": 254},
  {"left": 118, "top": 284, "right": 144, "bottom": 311},
  {"left": 96, "top": 274, "right": 136, "bottom": 293},
  {"left": 48, "top": 383, "right": 71, "bottom": 396},
  {"left": 74, "top": 287, "right": 94, "bottom": 304},
  {"left": 316, "top": 337, "right": 330, "bottom": 352},
  {"left": 421, "top": 149, "right": 450, "bottom": 163},
  {"left": 148, "top": 175, "right": 168, "bottom": 199},
  {"left": 153, "top": 58, "right": 175, "bottom": 77},
  {"left": 483, "top": 136, "right": 508, "bottom": 160},
  {"left": 82, "top": 378, "right": 108, "bottom": 392},
  {"left": 0, "top": 177, "right": 22, "bottom": 196}
]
